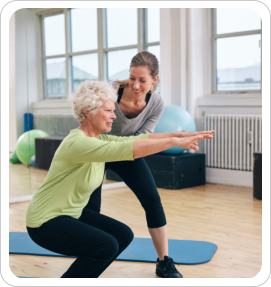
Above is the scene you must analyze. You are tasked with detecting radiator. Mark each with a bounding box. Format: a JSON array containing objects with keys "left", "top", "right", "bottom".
[
  {"left": 33, "top": 114, "right": 79, "bottom": 136},
  {"left": 204, "top": 114, "right": 262, "bottom": 171}
]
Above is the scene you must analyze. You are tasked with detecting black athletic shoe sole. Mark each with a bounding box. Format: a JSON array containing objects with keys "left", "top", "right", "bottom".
[
  {"left": 155, "top": 268, "right": 183, "bottom": 278},
  {"left": 156, "top": 269, "right": 164, "bottom": 278}
]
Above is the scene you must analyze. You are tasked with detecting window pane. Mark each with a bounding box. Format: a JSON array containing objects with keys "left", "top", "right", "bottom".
[
  {"left": 44, "top": 14, "right": 65, "bottom": 56},
  {"left": 216, "top": 34, "right": 261, "bottom": 91},
  {"left": 148, "top": 45, "right": 160, "bottom": 93},
  {"left": 147, "top": 8, "right": 160, "bottom": 43},
  {"left": 45, "top": 58, "right": 66, "bottom": 97},
  {"left": 71, "top": 54, "right": 98, "bottom": 92},
  {"left": 106, "top": 9, "right": 137, "bottom": 48},
  {"left": 216, "top": 9, "right": 261, "bottom": 34},
  {"left": 107, "top": 48, "right": 137, "bottom": 81},
  {"left": 70, "top": 8, "right": 98, "bottom": 52}
]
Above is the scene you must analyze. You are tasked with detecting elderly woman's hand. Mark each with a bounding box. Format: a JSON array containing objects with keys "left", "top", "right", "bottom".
[{"left": 175, "top": 134, "right": 214, "bottom": 151}]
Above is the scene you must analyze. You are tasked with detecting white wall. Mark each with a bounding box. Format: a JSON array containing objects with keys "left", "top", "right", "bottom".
[
  {"left": 14, "top": 9, "right": 41, "bottom": 139},
  {"left": 160, "top": 9, "right": 186, "bottom": 108},
  {"left": 160, "top": 9, "right": 211, "bottom": 128},
  {"left": 9, "top": 13, "right": 17, "bottom": 151},
  {"left": 187, "top": 9, "right": 211, "bottom": 130},
  {"left": 160, "top": 9, "right": 172, "bottom": 106}
]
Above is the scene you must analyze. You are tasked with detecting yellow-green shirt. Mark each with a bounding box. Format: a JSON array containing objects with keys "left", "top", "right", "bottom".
[{"left": 26, "top": 129, "right": 150, "bottom": 228}]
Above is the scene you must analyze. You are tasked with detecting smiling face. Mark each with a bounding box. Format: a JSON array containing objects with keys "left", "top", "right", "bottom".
[
  {"left": 129, "top": 66, "right": 158, "bottom": 99},
  {"left": 89, "top": 100, "right": 116, "bottom": 134}
]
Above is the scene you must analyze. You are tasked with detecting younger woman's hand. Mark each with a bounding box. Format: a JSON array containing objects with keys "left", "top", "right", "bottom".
[{"left": 182, "top": 130, "right": 215, "bottom": 138}]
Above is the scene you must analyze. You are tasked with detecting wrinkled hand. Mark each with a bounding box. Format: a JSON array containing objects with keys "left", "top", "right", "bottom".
[{"left": 177, "top": 134, "right": 214, "bottom": 151}]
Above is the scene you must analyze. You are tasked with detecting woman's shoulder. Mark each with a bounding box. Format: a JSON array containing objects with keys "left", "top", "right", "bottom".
[
  {"left": 150, "top": 91, "right": 164, "bottom": 110},
  {"left": 151, "top": 91, "right": 163, "bottom": 101}
]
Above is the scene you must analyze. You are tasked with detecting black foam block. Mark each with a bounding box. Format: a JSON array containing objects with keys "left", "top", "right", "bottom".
[
  {"left": 35, "top": 136, "right": 65, "bottom": 170},
  {"left": 106, "top": 152, "right": 206, "bottom": 190},
  {"left": 253, "top": 151, "right": 262, "bottom": 200}
]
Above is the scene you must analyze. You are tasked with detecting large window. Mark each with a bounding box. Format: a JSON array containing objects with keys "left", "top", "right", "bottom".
[
  {"left": 213, "top": 8, "right": 261, "bottom": 93},
  {"left": 41, "top": 8, "right": 160, "bottom": 99}
]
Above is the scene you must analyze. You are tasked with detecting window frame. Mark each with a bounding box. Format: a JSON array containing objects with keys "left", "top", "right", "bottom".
[
  {"left": 145, "top": 8, "right": 160, "bottom": 50},
  {"left": 41, "top": 10, "right": 67, "bottom": 99},
  {"left": 211, "top": 8, "right": 262, "bottom": 94},
  {"left": 40, "top": 8, "right": 160, "bottom": 100}
]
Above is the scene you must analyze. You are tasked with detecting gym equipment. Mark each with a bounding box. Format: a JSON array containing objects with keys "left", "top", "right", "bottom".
[
  {"left": 30, "top": 155, "right": 35, "bottom": 167},
  {"left": 154, "top": 105, "right": 196, "bottom": 154},
  {"left": 253, "top": 151, "right": 262, "bottom": 200},
  {"left": 9, "top": 150, "right": 21, "bottom": 164},
  {"left": 107, "top": 152, "right": 206, "bottom": 190},
  {"left": 9, "top": 232, "right": 217, "bottom": 265},
  {"left": 35, "top": 136, "right": 66, "bottom": 170},
  {"left": 15, "top": 130, "right": 49, "bottom": 166},
  {"left": 23, "top": 113, "right": 33, "bottom": 132}
]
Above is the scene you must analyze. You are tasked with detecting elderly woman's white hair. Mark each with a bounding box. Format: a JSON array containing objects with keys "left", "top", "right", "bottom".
[{"left": 69, "top": 80, "right": 118, "bottom": 123}]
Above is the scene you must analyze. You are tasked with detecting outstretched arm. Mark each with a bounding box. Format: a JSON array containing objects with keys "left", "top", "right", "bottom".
[
  {"left": 133, "top": 134, "right": 213, "bottom": 159},
  {"left": 148, "top": 130, "right": 215, "bottom": 139}
]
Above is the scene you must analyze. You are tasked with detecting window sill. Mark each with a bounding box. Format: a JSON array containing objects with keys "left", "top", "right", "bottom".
[
  {"left": 197, "top": 94, "right": 262, "bottom": 107},
  {"left": 32, "top": 99, "right": 71, "bottom": 109},
  {"left": 205, "top": 93, "right": 262, "bottom": 98},
  {"left": 31, "top": 99, "right": 73, "bottom": 115}
]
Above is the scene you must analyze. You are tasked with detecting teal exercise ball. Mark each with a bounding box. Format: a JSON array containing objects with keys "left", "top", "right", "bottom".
[
  {"left": 30, "top": 155, "right": 35, "bottom": 167},
  {"left": 154, "top": 105, "right": 196, "bottom": 154},
  {"left": 16, "top": 129, "right": 49, "bottom": 165}
]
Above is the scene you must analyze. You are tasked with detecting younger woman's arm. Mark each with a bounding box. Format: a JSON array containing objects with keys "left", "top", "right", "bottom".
[
  {"left": 148, "top": 130, "right": 215, "bottom": 139},
  {"left": 133, "top": 134, "right": 213, "bottom": 159}
]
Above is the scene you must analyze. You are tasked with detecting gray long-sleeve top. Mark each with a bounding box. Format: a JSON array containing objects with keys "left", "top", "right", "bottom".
[{"left": 107, "top": 82, "right": 165, "bottom": 136}]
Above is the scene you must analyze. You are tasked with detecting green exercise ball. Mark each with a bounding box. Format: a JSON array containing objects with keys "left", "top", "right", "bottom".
[
  {"left": 16, "top": 129, "right": 49, "bottom": 165},
  {"left": 9, "top": 149, "right": 21, "bottom": 164}
]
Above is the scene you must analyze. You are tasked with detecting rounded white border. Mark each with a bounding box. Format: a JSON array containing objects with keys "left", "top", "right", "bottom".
[{"left": 2, "top": 1, "right": 270, "bottom": 286}]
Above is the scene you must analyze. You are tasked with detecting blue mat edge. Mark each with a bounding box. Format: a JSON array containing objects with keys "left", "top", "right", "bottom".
[
  {"left": 10, "top": 232, "right": 217, "bottom": 265},
  {"left": 18, "top": 276, "right": 36, "bottom": 278},
  {"left": 9, "top": 252, "right": 216, "bottom": 265}
]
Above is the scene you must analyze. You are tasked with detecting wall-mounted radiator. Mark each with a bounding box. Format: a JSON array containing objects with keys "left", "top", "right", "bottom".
[
  {"left": 33, "top": 114, "right": 79, "bottom": 136},
  {"left": 204, "top": 114, "right": 262, "bottom": 171}
]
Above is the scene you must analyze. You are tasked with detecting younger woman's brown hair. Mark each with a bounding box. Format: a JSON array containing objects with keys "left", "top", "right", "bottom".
[{"left": 115, "top": 51, "right": 159, "bottom": 94}]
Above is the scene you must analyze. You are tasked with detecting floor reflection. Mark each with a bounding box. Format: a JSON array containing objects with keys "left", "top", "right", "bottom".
[{"left": 9, "top": 161, "right": 116, "bottom": 198}]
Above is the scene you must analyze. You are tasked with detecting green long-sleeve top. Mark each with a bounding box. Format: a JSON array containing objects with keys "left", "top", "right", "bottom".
[{"left": 26, "top": 129, "right": 150, "bottom": 228}]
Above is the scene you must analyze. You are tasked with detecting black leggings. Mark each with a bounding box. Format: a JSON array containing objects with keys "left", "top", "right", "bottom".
[
  {"left": 86, "top": 158, "right": 167, "bottom": 228},
  {"left": 27, "top": 208, "right": 134, "bottom": 278}
]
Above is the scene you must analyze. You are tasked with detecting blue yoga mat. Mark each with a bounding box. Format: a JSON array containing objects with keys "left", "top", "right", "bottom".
[
  {"left": 18, "top": 277, "right": 35, "bottom": 278},
  {"left": 10, "top": 232, "right": 217, "bottom": 265}
]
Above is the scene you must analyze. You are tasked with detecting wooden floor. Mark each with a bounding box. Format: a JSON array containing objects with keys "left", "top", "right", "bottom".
[{"left": 9, "top": 163, "right": 262, "bottom": 278}]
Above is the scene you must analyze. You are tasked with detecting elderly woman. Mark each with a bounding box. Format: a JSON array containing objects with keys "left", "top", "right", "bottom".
[{"left": 26, "top": 80, "right": 213, "bottom": 278}]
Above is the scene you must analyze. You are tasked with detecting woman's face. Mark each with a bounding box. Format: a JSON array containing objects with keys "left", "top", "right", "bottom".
[
  {"left": 89, "top": 100, "right": 116, "bottom": 134},
  {"left": 129, "top": 66, "right": 158, "bottom": 98}
]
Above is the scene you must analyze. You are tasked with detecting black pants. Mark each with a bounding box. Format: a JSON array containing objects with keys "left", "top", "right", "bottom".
[
  {"left": 27, "top": 208, "right": 134, "bottom": 278},
  {"left": 86, "top": 158, "right": 167, "bottom": 228}
]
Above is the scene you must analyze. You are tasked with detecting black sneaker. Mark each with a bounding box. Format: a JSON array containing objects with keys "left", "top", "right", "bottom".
[{"left": 156, "top": 256, "right": 183, "bottom": 278}]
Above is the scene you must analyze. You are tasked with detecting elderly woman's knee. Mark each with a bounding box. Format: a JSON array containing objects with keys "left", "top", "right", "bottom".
[
  {"left": 103, "top": 236, "right": 119, "bottom": 257},
  {"left": 120, "top": 224, "right": 134, "bottom": 246}
]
